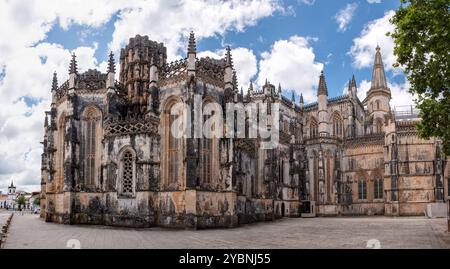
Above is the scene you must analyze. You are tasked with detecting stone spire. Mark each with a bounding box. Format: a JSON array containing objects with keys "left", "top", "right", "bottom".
[
  {"left": 370, "top": 45, "right": 387, "bottom": 90},
  {"left": 44, "top": 112, "right": 49, "bottom": 127},
  {"left": 291, "top": 90, "right": 296, "bottom": 110},
  {"left": 187, "top": 32, "right": 197, "bottom": 77},
  {"left": 248, "top": 80, "right": 254, "bottom": 95},
  {"left": 278, "top": 83, "right": 282, "bottom": 95},
  {"left": 106, "top": 52, "right": 116, "bottom": 90},
  {"left": 348, "top": 74, "right": 357, "bottom": 98},
  {"left": 224, "top": 46, "right": 234, "bottom": 90},
  {"left": 232, "top": 71, "right": 238, "bottom": 90},
  {"left": 188, "top": 31, "right": 196, "bottom": 54},
  {"left": 51, "top": 71, "right": 58, "bottom": 92},
  {"left": 69, "top": 53, "right": 77, "bottom": 74},
  {"left": 317, "top": 70, "right": 328, "bottom": 96},
  {"left": 351, "top": 74, "right": 357, "bottom": 89},
  {"left": 107, "top": 51, "right": 116, "bottom": 74},
  {"left": 68, "top": 53, "right": 78, "bottom": 91},
  {"left": 300, "top": 93, "right": 304, "bottom": 111},
  {"left": 225, "top": 46, "right": 233, "bottom": 68}
]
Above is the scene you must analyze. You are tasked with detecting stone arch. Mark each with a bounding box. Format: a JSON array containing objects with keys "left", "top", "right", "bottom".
[
  {"left": 81, "top": 105, "right": 102, "bottom": 189},
  {"left": 201, "top": 96, "right": 221, "bottom": 185},
  {"left": 331, "top": 111, "right": 343, "bottom": 137},
  {"left": 162, "top": 95, "right": 184, "bottom": 188},
  {"left": 309, "top": 116, "right": 318, "bottom": 138},
  {"left": 370, "top": 168, "right": 384, "bottom": 200}
]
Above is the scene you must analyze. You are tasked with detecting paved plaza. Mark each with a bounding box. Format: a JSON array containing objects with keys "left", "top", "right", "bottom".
[{"left": 2, "top": 212, "right": 450, "bottom": 249}]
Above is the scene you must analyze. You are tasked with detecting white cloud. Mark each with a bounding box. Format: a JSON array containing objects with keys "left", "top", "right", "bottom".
[
  {"left": 198, "top": 47, "right": 258, "bottom": 90},
  {"left": 109, "top": 0, "right": 283, "bottom": 60},
  {"left": 349, "top": 10, "right": 396, "bottom": 71},
  {"left": 257, "top": 35, "right": 323, "bottom": 103},
  {"left": 334, "top": 3, "right": 358, "bottom": 32},
  {"left": 299, "top": 0, "right": 315, "bottom": 5},
  {"left": 367, "top": 0, "right": 382, "bottom": 3}
]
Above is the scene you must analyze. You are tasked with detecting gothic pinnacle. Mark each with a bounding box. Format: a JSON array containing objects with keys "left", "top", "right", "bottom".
[
  {"left": 225, "top": 46, "right": 233, "bottom": 67},
  {"left": 300, "top": 93, "right": 304, "bottom": 104},
  {"left": 188, "top": 31, "right": 196, "bottom": 54},
  {"left": 51, "top": 71, "right": 58, "bottom": 92},
  {"left": 107, "top": 51, "right": 116, "bottom": 74},
  {"left": 278, "top": 83, "right": 282, "bottom": 94},
  {"left": 317, "top": 70, "right": 328, "bottom": 96},
  {"left": 232, "top": 71, "right": 238, "bottom": 90},
  {"left": 69, "top": 53, "right": 78, "bottom": 74}
]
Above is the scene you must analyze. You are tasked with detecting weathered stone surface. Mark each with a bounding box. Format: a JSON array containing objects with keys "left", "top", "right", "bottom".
[{"left": 40, "top": 34, "right": 449, "bottom": 229}]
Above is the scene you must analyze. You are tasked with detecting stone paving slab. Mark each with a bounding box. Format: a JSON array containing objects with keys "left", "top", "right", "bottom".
[{"left": 3, "top": 214, "right": 450, "bottom": 249}]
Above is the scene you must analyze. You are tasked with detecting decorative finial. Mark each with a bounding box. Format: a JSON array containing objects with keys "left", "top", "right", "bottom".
[
  {"left": 188, "top": 31, "right": 196, "bottom": 54},
  {"left": 51, "top": 71, "right": 58, "bottom": 92},
  {"left": 69, "top": 53, "right": 78, "bottom": 74},
  {"left": 107, "top": 51, "right": 116, "bottom": 73},
  {"left": 351, "top": 74, "right": 357, "bottom": 88},
  {"left": 232, "top": 71, "right": 238, "bottom": 90},
  {"left": 376, "top": 44, "right": 380, "bottom": 51},
  {"left": 225, "top": 46, "right": 233, "bottom": 67},
  {"left": 44, "top": 113, "right": 48, "bottom": 127},
  {"left": 300, "top": 93, "right": 304, "bottom": 104},
  {"left": 278, "top": 83, "right": 282, "bottom": 94},
  {"left": 317, "top": 70, "right": 328, "bottom": 96}
]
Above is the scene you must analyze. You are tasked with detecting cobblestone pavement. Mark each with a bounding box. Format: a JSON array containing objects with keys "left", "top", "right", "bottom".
[{"left": 3, "top": 214, "right": 450, "bottom": 249}]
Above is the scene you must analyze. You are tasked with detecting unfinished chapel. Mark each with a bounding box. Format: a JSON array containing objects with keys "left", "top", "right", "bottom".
[{"left": 40, "top": 32, "right": 449, "bottom": 228}]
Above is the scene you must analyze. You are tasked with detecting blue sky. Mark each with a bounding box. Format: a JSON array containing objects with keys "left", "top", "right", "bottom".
[
  {"left": 44, "top": 0, "right": 404, "bottom": 101},
  {"left": 0, "top": 0, "right": 413, "bottom": 193}
]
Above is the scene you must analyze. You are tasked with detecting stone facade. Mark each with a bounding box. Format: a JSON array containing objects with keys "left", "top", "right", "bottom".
[{"left": 40, "top": 34, "right": 450, "bottom": 228}]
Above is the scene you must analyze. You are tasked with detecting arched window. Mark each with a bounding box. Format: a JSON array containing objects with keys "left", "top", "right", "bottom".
[
  {"left": 56, "top": 114, "right": 66, "bottom": 192},
  {"left": 374, "top": 178, "right": 383, "bottom": 199},
  {"left": 82, "top": 106, "right": 101, "bottom": 187},
  {"left": 164, "top": 99, "right": 182, "bottom": 185},
  {"left": 332, "top": 113, "right": 343, "bottom": 138},
  {"left": 310, "top": 118, "right": 318, "bottom": 138},
  {"left": 358, "top": 179, "right": 367, "bottom": 200},
  {"left": 375, "top": 118, "right": 383, "bottom": 134},
  {"left": 202, "top": 114, "right": 212, "bottom": 183},
  {"left": 376, "top": 100, "right": 381, "bottom": 110},
  {"left": 120, "top": 149, "right": 135, "bottom": 196}
]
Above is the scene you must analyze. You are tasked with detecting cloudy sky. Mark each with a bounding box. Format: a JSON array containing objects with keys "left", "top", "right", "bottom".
[{"left": 0, "top": 0, "right": 413, "bottom": 193}]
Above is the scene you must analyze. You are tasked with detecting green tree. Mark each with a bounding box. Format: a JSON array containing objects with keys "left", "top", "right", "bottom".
[
  {"left": 389, "top": 0, "right": 450, "bottom": 154},
  {"left": 17, "top": 195, "right": 26, "bottom": 210},
  {"left": 33, "top": 196, "right": 40, "bottom": 206}
]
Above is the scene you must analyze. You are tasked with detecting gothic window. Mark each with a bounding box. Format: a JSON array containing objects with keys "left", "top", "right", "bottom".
[
  {"left": 168, "top": 114, "right": 179, "bottom": 184},
  {"left": 332, "top": 113, "right": 343, "bottom": 138},
  {"left": 120, "top": 149, "right": 134, "bottom": 196},
  {"left": 202, "top": 114, "right": 212, "bottom": 183},
  {"left": 358, "top": 179, "right": 367, "bottom": 200},
  {"left": 267, "top": 101, "right": 271, "bottom": 115},
  {"left": 56, "top": 114, "right": 66, "bottom": 192},
  {"left": 374, "top": 178, "right": 383, "bottom": 199},
  {"left": 82, "top": 106, "right": 101, "bottom": 187},
  {"left": 310, "top": 118, "right": 318, "bottom": 138},
  {"left": 376, "top": 100, "right": 381, "bottom": 110}
]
